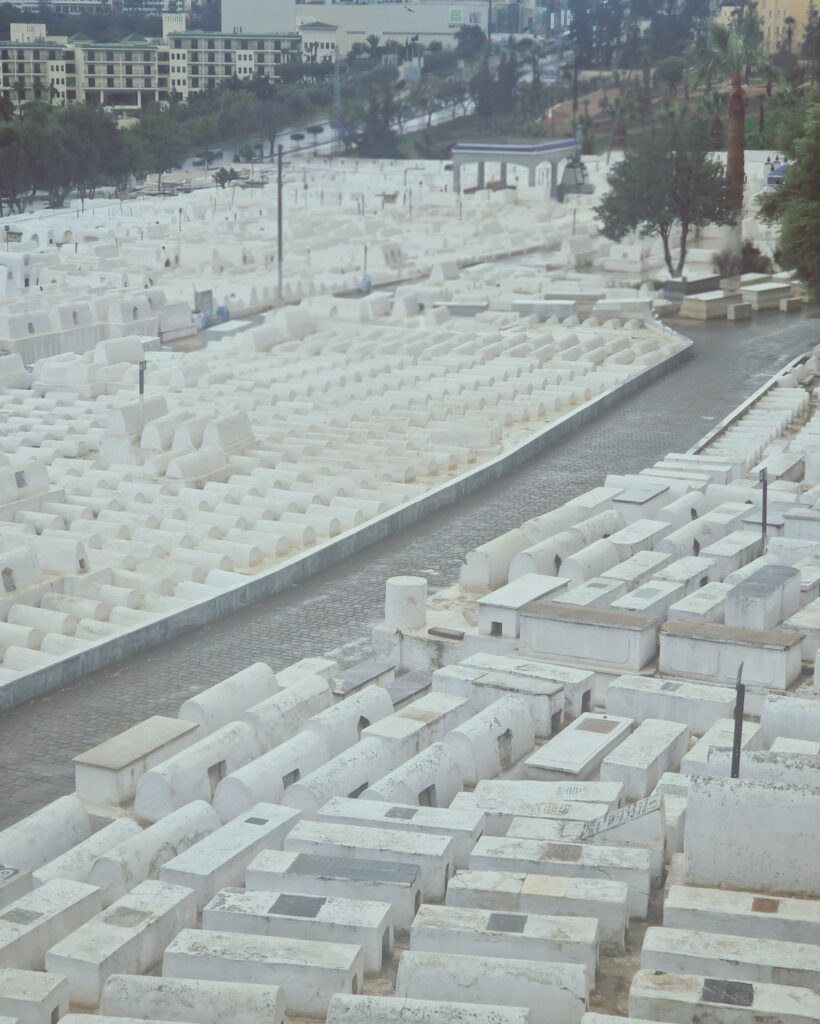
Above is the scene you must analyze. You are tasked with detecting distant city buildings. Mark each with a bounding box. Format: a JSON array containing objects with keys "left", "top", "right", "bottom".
[{"left": 0, "top": 17, "right": 301, "bottom": 110}]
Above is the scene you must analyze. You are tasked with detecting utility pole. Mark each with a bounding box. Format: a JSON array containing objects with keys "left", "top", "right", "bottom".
[
  {"left": 332, "top": 47, "right": 345, "bottom": 157},
  {"left": 277, "top": 144, "right": 283, "bottom": 301}
]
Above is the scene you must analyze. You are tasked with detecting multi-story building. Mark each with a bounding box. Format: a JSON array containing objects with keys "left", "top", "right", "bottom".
[
  {"left": 165, "top": 30, "right": 301, "bottom": 99},
  {"left": 715, "top": 0, "right": 812, "bottom": 53},
  {"left": 0, "top": 19, "right": 301, "bottom": 110},
  {"left": 1, "top": 23, "right": 79, "bottom": 105}
]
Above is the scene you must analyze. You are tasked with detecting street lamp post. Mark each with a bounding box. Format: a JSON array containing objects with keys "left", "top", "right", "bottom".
[{"left": 277, "top": 144, "right": 283, "bottom": 301}]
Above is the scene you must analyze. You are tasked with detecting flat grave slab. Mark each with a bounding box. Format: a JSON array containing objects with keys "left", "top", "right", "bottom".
[
  {"left": 525, "top": 714, "right": 634, "bottom": 782},
  {"left": 0, "top": 966, "right": 69, "bottom": 1024},
  {"left": 283, "top": 820, "right": 454, "bottom": 900},
  {"left": 396, "top": 949, "right": 589, "bottom": 1024},
  {"left": 202, "top": 888, "right": 392, "bottom": 975},
  {"left": 163, "top": 928, "right": 364, "bottom": 1018},
  {"left": 245, "top": 849, "right": 421, "bottom": 934},
  {"left": 44, "top": 880, "right": 195, "bottom": 1008},
  {"left": 641, "top": 926, "right": 820, "bottom": 988},
  {"left": 469, "top": 835, "right": 650, "bottom": 918},
  {"left": 159, "top": 803, "right": 299, "bottom": 909},
  {"left": 313, "top": 797, "right": 483, "bottom": 869},
  {"left": 446, "top": 869, "right": 627, "bottom": 949},
  {"left": 629, "top": 969, "right": 820, "bottom": 1024},
  {"left": 410, "top": 904, "right": 599, "bottom": 979}
]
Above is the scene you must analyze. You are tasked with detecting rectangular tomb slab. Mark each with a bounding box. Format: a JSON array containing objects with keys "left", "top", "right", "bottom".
[
  {"left": 469, "top": 835, "right": 650, "bottom": 919},
  {"left": 519, "top": 602, "right": 660, "bottom": 673},
  {"left": 163, "top": 928, "right": 364, "bottom": 1018},
  {"left": 600, "top": 719, "right": 689, "bottom": 800},
  {"left": 74, "top": 716, "right": 200, "bottom": 806},
  {"left": 327, "top": 994, "right": 530, "bottom": 1024},
  {"left": 245, "top": 850, "right": 421, "bottom": 934},
  {"left": 439, "top": 654, "right": 579, "bottom": 732},
  {"left": 396, "top": 949, "right": 589, "bottom": 1024},
  {"left": 450, "top": 779, "right": 623, "bottom": 836},
  {"left": 98, "top": 975, "right": 286, "bottom": 1024},
  {"left": 159, "top": 803, "right": 300, "bottom": 910},
  {"left": 410, "top": 903, "right": 599, "bottom": 980},
  {"left": 283, "top": 820, "right": 454, "bottom": 901},
  {"left": 44, "top": 880, "right": 196, "bottom": 1008},
  {"left": 605, "top": 674, "right": 734, "bottom": 737},
  {"left": 664, "top": 884, "right": 820, "bottom": 946},
  {"left": 525, "top": 714, "right": 634, "bottom": 782},
  {"left": 361, "top": 694, "right": 471, "bottom": 761},
  {"left": 446, "top": 869, "right": 627, "bottom": 949},
  {"left": 0, "top": 879, "right": 102, "bottom": 970},
  {"left": 202, "top": 887, "right": 393, "bottom": 975},
  {"left": 641, "top": 926, "right": 820, "bottom": 989},
  {"left": 0, "top": 966, "right": 69, "bottom": 1024},
  {"left": 478, "top": 574, "right": 571, "bottom": 638},
  {"left": 659, "top": 619, "right": 803, "bottom": 691},
  {"left": 313, "top": 797, "right": 484, "bottom": 869},
  {"left": 0, "top": 867, "right": 31, "bottom": 913},
  {"left": 629, "top": 968, "right": 820, "bottom": 1024}
]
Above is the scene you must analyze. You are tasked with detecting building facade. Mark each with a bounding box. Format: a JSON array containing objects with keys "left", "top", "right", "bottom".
[{"left": 0, "top": 20, "right": 301, "bottom": 110}]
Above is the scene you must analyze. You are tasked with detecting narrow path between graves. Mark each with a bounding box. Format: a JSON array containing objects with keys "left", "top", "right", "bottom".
[{"left": 0, "top": 310, "right": 816, "bottom": 827}]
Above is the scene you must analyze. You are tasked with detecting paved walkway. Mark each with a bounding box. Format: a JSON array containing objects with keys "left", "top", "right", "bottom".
[{"left": 1, "top": 310, "right": 816, "bottom": 827}]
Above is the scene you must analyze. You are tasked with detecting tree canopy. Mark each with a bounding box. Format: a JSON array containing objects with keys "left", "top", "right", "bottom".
[
  {"left": 759, "top": 90, "right": 820, "bottom": 299},
  {"left": 595, "top": 119, "right": 732, "bottom": 277}
]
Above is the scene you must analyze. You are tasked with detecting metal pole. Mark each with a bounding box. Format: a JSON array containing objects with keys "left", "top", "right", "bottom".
[
  {"left": 730, "top": 662, "right": 745, "bottom": 779},
  {"left": 277, "top": 144, "right": 283, "bottom": 302},
  {"left": 759, "top": 467, "right": 768, "bottom": 548},
  {"left": 138, "top": 359, "right": 146, "bottom": 431}
]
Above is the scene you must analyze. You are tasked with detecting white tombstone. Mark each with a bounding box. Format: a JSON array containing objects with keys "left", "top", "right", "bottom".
[
  {"left": 0, "top": 879, "right": 102, "bottom": 970},
  {"left": 159, "top": 803, "right": 300, "bottom": 909},
  {"left": 45, "top": 880, "right": 197, "bottom": 1008},
  {"left": 163, "top": 929, "right": 364, "bottom": 1018},
  {"left": 396, "top": 950, "right": 588, "bottom": 1024},
  {"left": 99, "top": 975, "right": 286, "bottom": 1024},
  {"left": 0, "top": 966, "right": 69, "bottom": 1024}
]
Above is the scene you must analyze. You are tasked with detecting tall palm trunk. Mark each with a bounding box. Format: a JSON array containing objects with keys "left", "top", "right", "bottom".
[{"left": 726, "top": 71, "right": 745, "bottom": 249}]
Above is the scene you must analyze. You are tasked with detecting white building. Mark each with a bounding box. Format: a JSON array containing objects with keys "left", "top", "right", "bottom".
[{"left": 221, "top": 0, "right": 493, "bottom": 56}]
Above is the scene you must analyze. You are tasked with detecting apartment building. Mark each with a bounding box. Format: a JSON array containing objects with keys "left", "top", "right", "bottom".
[
  {"left": 0, "top": 20, "right": 301, "bottom": 110},
  {"left": 165, "top": 31, "right": 301, "bottom": 99}
]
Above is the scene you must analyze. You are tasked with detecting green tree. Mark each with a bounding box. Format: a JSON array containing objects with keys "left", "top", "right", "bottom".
[
  {"left": 132, "top": 103, "right": 190, "bottom": 190},
  {"left": 454, "top": 25, "right": 486, "bottom": 60},
  {"left": 595, "top": 120, "right": 733, "bottom": 276},
  {"left": 306, "top": 123, "right": 324, "bottom": 151},
  {"left": 759, "top": 90, "right": 820, "bottom": 297},
  {"left": 656, "top": 55, "right": 685, "bottom": 96},
  {"left": 0, "top": 121, "right": 33, "bottom": 213},
  {"left": 687, "top": 12, "right": 777, "bottom": 254}
]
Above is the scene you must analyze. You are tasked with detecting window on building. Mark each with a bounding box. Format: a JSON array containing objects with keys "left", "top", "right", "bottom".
[
  {"left": 106, "top": 50, "right": 113, "bottom": 61},
  {"left": 208, "top": 39, "right": 215, "bottom": 49},
  {"left": 257, "top": 41, "right": 264, "bottom": 50},
  {"left": 88, "top": 76, "right": 94, "bottom": 86}
]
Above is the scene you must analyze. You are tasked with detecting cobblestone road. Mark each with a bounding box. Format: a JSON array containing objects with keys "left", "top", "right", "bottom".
[{"left": 1, "top": 310, "right": 817, "bottom": 827}]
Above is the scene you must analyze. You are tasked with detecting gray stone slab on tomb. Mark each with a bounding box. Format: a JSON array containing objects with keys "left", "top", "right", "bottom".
[
  {"left": 386, "top": 672, "right": 431, "bottom": 708},
  {"left": 331, "top": 660, "right": 395, "bottom": 697}
]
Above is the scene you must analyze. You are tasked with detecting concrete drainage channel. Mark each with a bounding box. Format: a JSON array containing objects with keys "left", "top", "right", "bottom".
[{"left": 0, "top": 333, "right": 693, "bottom": 713}]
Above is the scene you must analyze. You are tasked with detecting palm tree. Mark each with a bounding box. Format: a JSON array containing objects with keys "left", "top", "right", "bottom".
[
  {"left": 785, "top": 15, "right": 796, "bottom": 52},
  {"left": 688, "top": 12, "right": 777, "bottom": 254}
]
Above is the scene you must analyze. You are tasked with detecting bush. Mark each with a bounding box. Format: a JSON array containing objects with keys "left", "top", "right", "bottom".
[{"left": 741, "top": 240, "right": 774, "bottom": 274}]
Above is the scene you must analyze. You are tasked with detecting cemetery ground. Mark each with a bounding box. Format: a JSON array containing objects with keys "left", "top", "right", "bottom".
[{"left": 0, "top": 307, "right": 814, "bottom": 831}]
